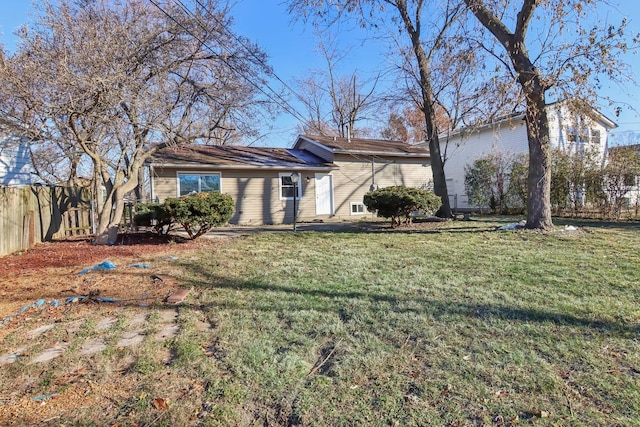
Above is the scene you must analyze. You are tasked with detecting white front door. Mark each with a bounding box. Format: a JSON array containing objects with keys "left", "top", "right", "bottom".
[{"left": 315, "top": 173, "right": 334, "bottom": 215}]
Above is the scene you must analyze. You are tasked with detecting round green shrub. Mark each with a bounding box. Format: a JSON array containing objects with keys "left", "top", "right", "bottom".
[
  {"left": 135, "top": 192, "right": 234, "bottom": 239},
  {"left": 164, "top": 191, "right": 234, "bottom": 239},
  {"left": 363, "top": 186, "right": 441, "bottom": 227}
]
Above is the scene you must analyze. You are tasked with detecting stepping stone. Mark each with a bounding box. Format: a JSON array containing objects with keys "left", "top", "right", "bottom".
[
  {"left": 27, "top": 324, "right": 55, "bottom": 339},
  {"left": 129, "top": 313, "right": 147, "bottom": 327},
  {"left": 166, "top": 288, "right": 189, "bottom": 304},
  {"left": 96, "top": 317, "right": 118, "bottom": 330},
  {"left": 157, "top": 309, "right": 178, "bottom": 323},
  {"left": 151, "top": 274, "right": 177, "bottom": 286},
  {"left": 79, "top": 338, "right": 108, "bottom": 356},
  {"left": 0, "top": 347, "right": 28, "bottom": 365},
  {"left": 116, "top": 331, "right": 145, "bottom": 347},
  {"left": 66, "top": 320, "right": 84, "bottom": 335},
  {"left": 194, "top": 318, "right": 210, "bottom": 332},
  {"left": 31, "top": 343, "right": 68, "bottom": 364},
  {"left": 155, "top": 324, "right": 180, "bottom": 340}
]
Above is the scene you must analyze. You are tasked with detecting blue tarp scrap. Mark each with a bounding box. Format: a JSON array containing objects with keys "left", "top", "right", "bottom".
[
  {"left": 496, "top": 220, "right": 526, "bottom": 231},
  {"left": 19, "top": 298, "right": 47, "bottom": 313},
  {"left": 78, "top": 260, "right": 117, "bottom": 275},
  {"left": 65, "top": 295, "right": 120, "bottom": 304},
  {"left": 2, "top": 298, "right": 62, "bottom": 329},
  {"left": 32, "top": 393, "right": 59, "bottom": 401},
  {"left": 129, "top": 263, "right": 150, "bottom": 269}
]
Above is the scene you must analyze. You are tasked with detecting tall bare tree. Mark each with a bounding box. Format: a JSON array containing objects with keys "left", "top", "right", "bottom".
[
  {"left": 0, "top": 0, "right": 271, "bottom": 240},
  {"left": 464, "top": 0, "right": 637, "bottom": 229},
  {"left": 381, "top": 104, "right": 452, "bottom": 143},
  {"left": 288, "top": 0, "right": 471, "bottom": 218},
  {"left": 295, "top": 37, "right": 379, "bottom": 138}
]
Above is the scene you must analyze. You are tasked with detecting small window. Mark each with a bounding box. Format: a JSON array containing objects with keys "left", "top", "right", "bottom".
[
  {"left": 178, "top": 173, "right": 221, "bottom": 196},
  {"left": 350, "top": 202, "right": 366, "bottom": 215},
  {"left": 590, "top": 129, "right": 601, "bottom": 145},
  {"left": 279, "top": 173, "right": 302, "bottom": 200}
]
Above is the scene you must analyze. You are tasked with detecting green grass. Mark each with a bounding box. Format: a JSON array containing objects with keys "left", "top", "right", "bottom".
[
  {"left": 177, "top": 218, "right": 640, "bottom": 426},
  {"left": 1, "top": 217, "right": 638, "bottom": 426}
]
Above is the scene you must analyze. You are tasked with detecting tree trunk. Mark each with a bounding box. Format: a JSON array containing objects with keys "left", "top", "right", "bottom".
[
  {"left": 464, "top": 0, "right": 554, "bottom": 229},
  {"left": 94, "top": 168, "right": 141, "bottom": 243},
  {"left": 396, "top": 0, "right": 452, "bottom": 218},
  {"left": 524, "top": 100, "right": 553, "bottom": 229},
  {"left": 428, "top": 131, "right": 452, "bottom": 217}
]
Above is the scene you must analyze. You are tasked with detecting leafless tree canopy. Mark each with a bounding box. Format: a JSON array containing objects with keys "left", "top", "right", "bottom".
[
  {"left": 0, "top": 0, "right": 273, "bottom": 237},
  {"left": 295, "top": 37, "right": 380, "bottom": 138}
]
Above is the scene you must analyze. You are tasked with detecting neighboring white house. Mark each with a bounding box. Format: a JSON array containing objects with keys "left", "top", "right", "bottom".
[
  {"left": 0, "top": 120, "right": 33, "bottom": 187},
  {"left": 606, "top": 143, "right": 640, "bottom": 209},
  {"left": 437, "top": 102, "right": 617, "bottom": 210}
]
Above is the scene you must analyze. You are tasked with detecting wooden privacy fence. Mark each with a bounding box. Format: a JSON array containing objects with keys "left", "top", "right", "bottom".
[{"left": 0, "top": 185, "right": 91, "bottom": 257}]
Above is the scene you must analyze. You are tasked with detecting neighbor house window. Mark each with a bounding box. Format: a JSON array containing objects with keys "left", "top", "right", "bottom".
[
  {"left": 279, "top": 173, "right": 302, "bottom": 200},
  {"left": 178, "top": 173, "right": 221, "bottom": 196},
  {"left": 590, "top": 129, "right": 601, "bottom": 145},
  {"left": 350, "top": 202, "right": 366, "bottom": 215}
]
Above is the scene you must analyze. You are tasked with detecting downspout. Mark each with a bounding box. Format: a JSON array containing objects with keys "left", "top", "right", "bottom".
[{"left": 149, "top": 165, "right": 156, "bottom": 202}]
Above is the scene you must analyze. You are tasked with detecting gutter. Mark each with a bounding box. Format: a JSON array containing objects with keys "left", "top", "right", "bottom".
[
  {"left": 146, "top": 163, "right": 338, "bottom": 171},
  {"left": 332, "top": 150, "right": 429, "bottom": 158}
]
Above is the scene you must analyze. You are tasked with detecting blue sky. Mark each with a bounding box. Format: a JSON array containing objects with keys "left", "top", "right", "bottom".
[{"left": 1, "top": 0, "right": 639, "bottom": 146}]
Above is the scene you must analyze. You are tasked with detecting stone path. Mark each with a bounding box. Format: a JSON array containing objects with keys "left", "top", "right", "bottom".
[{"left": 0, "top": 307, "right": 183, "bottom": 366}]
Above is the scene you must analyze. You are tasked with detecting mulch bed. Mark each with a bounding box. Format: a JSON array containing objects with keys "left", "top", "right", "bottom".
[{"left": 0, "top": 232, "right": 214, "bottom": 321}]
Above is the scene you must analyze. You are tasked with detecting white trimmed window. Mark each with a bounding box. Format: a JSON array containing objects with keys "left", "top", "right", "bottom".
[
  {"left": 177, "top": 173, "right": 221, "bottom": 196},
  {"left": 279, "top": 173, "right": 302, "bottom": 200},
  {"left": 350, "top": 202, "right": 367, "bottom": 215}
]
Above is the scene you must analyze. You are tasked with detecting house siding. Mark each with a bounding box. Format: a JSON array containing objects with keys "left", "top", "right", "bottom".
[
  {"left": 442, "top": 105, "right": 614, "bottom": 210},
  {"left": 331, "top": 154, "right": 432, "bottom": 218},
  {"left": 442, "top": 120, "right": 528, "bottom": 210},
  {"left": 151, "top": 156, "right": 431, "bottom": 224},
  {"left": 151, "top": 166, "right": 324, "bottom": 225},
  {"left": 0, "top": 134, "right": 32, "bottom": 186}
]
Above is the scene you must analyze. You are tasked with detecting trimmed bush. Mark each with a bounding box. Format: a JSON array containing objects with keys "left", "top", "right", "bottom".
[
  {"left": 135, "top": 191, "right": 234, "bottom": 239},
  {"left": 164, "top": 191, "right": 234, "bottom": 239},
  {"left": 363, "top": 186, "right": 441, "bottom": 227},
  {"left": 133, "top": 202, "right": 173, "bottom": 235}
]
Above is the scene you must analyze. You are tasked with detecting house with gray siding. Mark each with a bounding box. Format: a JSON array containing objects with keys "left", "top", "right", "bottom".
[{"left": 148, "top": 135, "right": 431, "bottom": 225}]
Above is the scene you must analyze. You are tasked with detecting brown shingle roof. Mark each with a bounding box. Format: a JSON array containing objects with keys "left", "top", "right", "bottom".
[
  {"left": 148, "top": 144, "right": 335, "bottom": 169},
  {"left": 300, "top": 134, "right": 429, "bottom": 156}
]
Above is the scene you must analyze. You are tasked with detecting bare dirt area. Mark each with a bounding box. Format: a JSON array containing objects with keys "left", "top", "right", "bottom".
[
  {"left": 0, "top": 232, "right": 223, "bottom": 426},
  {"left": 0, "top": 232, "right": 210, "bottom": 319}
]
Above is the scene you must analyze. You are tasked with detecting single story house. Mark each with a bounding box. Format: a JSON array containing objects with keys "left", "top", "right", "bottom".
[
  {"left": 0, "top": 119, "right": 33, "bottom": 187},
  {"left": 148, "top": 134, "right": 431, "bottom": 225},
  {"left": 437, "top": 102, "right": 617, "bottom": 210}
]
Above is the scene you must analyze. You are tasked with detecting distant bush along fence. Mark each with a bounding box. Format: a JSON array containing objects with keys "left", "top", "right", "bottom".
[
  {"left": 135, "top": 191, "right": 234, "bottom": 239},
  {"left": 363, "top": 186, "right": 441, "bottom": 227},
  {"left": 464, "top": 147, "right": 640, "bottom": 220}
]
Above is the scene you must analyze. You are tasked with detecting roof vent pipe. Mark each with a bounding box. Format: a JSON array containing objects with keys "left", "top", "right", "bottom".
[{"left": 346, "top": 125, "right": 351, "bottom": 143}]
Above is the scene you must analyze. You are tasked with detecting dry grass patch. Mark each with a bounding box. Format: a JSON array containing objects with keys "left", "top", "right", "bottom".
[{"left": 0, "top": 220, "right": 638, "bottom": 426}]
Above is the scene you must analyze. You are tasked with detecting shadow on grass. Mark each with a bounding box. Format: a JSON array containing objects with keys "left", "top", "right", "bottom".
[
  {"left": 180, "top": 264, "right": 638, "bottom": 338},
  {"left": 552, "top": 217, "right": 640, "bottom": 230},
  {"left": 198, "top": 216, "right": 640, "bottom": 240}
]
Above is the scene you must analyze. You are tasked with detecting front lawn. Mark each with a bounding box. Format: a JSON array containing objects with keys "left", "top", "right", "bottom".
[
  {"left": 180, "top": 218, "right": 639, "bottom": 426},
  {"left": 1, "top": 217, "right": 638, "bottom": 426}
]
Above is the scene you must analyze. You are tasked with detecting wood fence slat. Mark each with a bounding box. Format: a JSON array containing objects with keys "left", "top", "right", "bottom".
[{"left": 0, "top": 186, "right": 91, "bottom": 256}]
